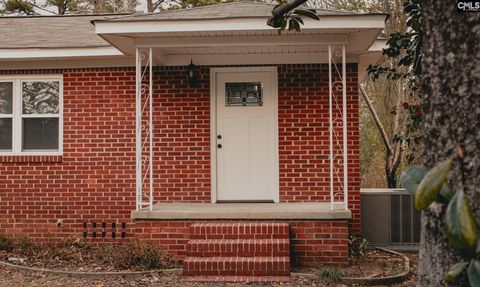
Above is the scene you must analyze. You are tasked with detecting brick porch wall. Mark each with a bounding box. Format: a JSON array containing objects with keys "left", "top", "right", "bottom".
[
  {"left": 134, "top": 220, "right": 349, "bottom": 267},
  {"left": 0, "top": 64, "right": 360, "bottom": 245}
]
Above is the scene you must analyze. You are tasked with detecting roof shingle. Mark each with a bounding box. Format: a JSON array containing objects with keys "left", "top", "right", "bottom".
[
  {"left": 103, "top": 1, "right": 357, "bottom": 22},
  {"left": 0, "top": 1, "right": 382, "bottom": 50},
  {"left": 0, "top": 15, "right": 115, "bottom": 49}
]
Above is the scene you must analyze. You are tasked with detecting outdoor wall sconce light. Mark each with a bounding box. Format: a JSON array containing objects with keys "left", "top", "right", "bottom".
[{"left": 187, "top": 59, "right": 197, "bottom": 87}]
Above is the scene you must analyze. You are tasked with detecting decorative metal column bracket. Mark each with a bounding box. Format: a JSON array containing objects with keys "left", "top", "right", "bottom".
[
  {"left": 328, "top": 44, "right": 348, "bottom": 211},
  {"left": 135, "top": 47, "right": 154, "bottom": 211}
]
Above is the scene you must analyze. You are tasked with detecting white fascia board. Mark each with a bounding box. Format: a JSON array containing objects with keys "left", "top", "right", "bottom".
[
  {"left": 0, "top": 57, "right": 135, "bottom": 70},
  {"left": 94, "top": 15, "right": 387, "bottom": 35},
  {"left": 368, "top": 38, "right": 388, "bottom": 52},
  {"left": 0, "top": 46, "right": 123, "bottom": 60}
]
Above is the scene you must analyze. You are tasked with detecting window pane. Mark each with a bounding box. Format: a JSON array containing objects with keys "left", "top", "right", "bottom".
[
  {"left": 0, "top": 82, "right": 13, "bottom": 114},
  {"left": 0, "top": 118, "right": 12, "bottom": 150},
  {"left": 22, "top": 81, "right": 59, "bottom": 114},
  {"left": 22, "top": 118, "right": 59, "bottom": 150},
  {"left": 225, "top": 82, "right": 263, "bottom": 107}
]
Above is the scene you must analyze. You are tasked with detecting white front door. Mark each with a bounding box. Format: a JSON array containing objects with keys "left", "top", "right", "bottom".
[{"left": 214, "top": 68, "right": 278, "bottom": 202}]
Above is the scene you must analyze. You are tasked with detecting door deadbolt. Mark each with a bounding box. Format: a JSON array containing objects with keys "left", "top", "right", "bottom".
[{"left": 217, "top": 135, "right": 222, "bottom": 139}]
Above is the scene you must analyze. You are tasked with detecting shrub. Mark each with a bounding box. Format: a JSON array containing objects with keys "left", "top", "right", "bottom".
[
  {"left": 348, "top": 233, "right": 369, "bottom": 257},
  {"left": 115, "top": 241, "right": 174, "bottom": 270},
  {"left": 316, "top": 266, "right": 345, "bottom": 282},
  {"left": 0, "top": 234, "right": 14, "bottom": 252},
  {"left": 16, "top": 235, "right": 37, "bottom": 254}
]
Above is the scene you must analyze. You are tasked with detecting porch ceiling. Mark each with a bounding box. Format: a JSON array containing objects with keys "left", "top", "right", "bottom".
[{"left": 132, "top": 202, "right": 351, "bottom": 220}]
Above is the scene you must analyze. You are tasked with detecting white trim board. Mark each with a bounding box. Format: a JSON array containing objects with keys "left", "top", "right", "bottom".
[
  {"left": 94, "top": 16, "right": 387, "bottom": 34},
  {"left": 0, "top": 57, "right": 135, "bottom": 70},
  {"left": 0, "top": 47, "right": 122, "bottom": 60}
]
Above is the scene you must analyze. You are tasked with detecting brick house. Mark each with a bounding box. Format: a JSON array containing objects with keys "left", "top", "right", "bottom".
[{"left": 0, "top": 1, "right": 387, "bottom": 281}]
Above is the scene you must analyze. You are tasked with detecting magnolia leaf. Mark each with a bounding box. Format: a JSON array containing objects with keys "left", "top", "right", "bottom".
[
  {"left": 278, "top": 19, "right": 287, "bottom": 34},
  {"left": 293, "top": 18, "right": 301, "bottom": 32},
  {"left": 288, "top": 18, "right": 301, "bottom": 32},
  {"left": 288, "top": 19, "right": 294, "bottom": 31},
  {"left": 415, "top": 159, "right": 452, "bottom": 210},
  {"left": 291, "top": 15, "right": 304, "bottom": 25},
  {"left": 468, "top": 260, "right": 480, "bottom": 287},
  {"left": 445, "top": 261, "right": 469, "bottom": 282},
  {"left": 438, "top": 183, "right": 454, "bottom": 203},
  {"left": 476, "top": 213, "right": 480, "bottom": 255},
  {"left": 293, "top": 9, "right": 320, "bottom": 20},
  {"left": 400, "top": 165, "right": 428, "bottom": 194},
  {"left": 446, "top": 190, "right": 477, "bottom": 253}
]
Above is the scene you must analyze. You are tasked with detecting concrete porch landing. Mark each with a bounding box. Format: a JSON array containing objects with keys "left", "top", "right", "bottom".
[{"left": 132, "top": 202, "right": 351, "bottom": 220}]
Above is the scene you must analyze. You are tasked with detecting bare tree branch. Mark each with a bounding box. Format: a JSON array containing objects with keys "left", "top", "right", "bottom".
[
  {"left": 360, "top": 84, "right": 393, "bottom": 155},
  {"left": 391, "top": 80, "right": 405, "bottom": 167}
]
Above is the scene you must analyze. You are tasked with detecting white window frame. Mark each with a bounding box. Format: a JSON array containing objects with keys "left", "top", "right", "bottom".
[{"left": 0, "top": 75, "right": 63, "bottom": 156}]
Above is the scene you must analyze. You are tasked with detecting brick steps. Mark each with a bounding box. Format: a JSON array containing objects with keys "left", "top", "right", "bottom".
[
  {"left": 190, "top": 222, "right": 289, "bottom": 239},
  {"left": 183, "top": 256, "right": 290, "bottom": 276},
  {"left": 186, "top": 238, "right": 290, "bottom": 257},
  {"left": 183, "top": 222, "right": 291, "bottom": 282},
  {"left": 184, "top": 276, "right": 291, "bottom": 283}
]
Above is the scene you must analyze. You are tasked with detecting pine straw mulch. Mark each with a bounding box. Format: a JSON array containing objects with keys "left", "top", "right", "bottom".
[
  {"left": 0, "top": 236, "right": 178, "bottom": 272},
  {"left": 295, "top": 248, "right": 415, "bottom": 281}
]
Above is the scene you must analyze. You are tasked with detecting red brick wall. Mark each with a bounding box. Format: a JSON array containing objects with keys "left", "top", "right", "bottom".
[
  {"left": 0, "top": 67, "right": 137, "bottom": 243},
  {"left": 277, "top": 64, "right": 360, "bottom": 236},
  {"left": 0, "top": 64, "right": 360, "bottom": 243},
  {"left": 134, "top": 220, "right": 349, "bottom": 267}
]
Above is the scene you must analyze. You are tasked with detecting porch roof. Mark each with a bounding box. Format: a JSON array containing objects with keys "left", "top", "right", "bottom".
[
  {"left": 92, "top": 1, "right": 387, "bottom": 69},
  {"left": 132, "top": 202, "right": 351, "bottom": 220}
]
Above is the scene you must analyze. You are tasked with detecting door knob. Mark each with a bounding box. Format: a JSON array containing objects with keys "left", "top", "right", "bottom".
[{"left": 217, "top": 144, "right": 222, "bottom": 149}]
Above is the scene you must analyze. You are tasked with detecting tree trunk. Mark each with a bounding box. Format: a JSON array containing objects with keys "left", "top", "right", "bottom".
[
  {"left": 360, "top": 85, "right": 402, "bottom": 188},
  {"left": 147, "top": 0, "right": 153, "bottom": 12},
  {"left": 418, "top": 1, "right": 480, "bottom": 286},
  {"left": 386, "top": 168, "right": 396, "bottom": 188}
]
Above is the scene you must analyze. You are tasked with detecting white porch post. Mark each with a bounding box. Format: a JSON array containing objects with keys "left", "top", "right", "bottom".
[
  {"left": 148, "top": 48, "right": 153, "bottom": 210},
  {"left": 135, "top": 48, "right": 142, "bottom": 211},
  {"left": 342, "top": 44, "right": 348, "bottom": 210},
  {"left": 135, "top": 47, "right": 154, "bottom": 211},
  {"left": 328, "top": 45, "right": 349, "bottom": 211},
  {"left": 328, "top": 45, "right": 334, "bottom": 211}
]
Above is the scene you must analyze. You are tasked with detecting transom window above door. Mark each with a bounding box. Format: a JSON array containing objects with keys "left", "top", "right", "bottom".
[{"left": 0, "top": 76, "right": 63, "bottom": 155}]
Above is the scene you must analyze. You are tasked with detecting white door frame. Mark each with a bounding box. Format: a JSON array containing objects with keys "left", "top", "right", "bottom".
[{"left": 210, "top": 66, "right": 279, "bottom": 203}]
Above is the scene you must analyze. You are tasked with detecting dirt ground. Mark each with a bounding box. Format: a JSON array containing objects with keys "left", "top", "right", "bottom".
[
  {"left": 296, "top": 249, "right": 408, "bottom": 279},
  {"left": 0, "top": 252, "right": 418, "bottom": 287}
]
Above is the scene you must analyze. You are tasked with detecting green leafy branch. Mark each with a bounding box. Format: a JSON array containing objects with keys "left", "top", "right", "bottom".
[
  {"left": 400, "top": 146, "right": 479, "bottom": 285},
  {"left": 274, "top": 6, "right": 319, "bottom": 33},
  {"left": 367, "top": 0, "right": 423, "bottom": 92},
  {"left": 267, "top": 0, "right": 319, "bottom": 33}
]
